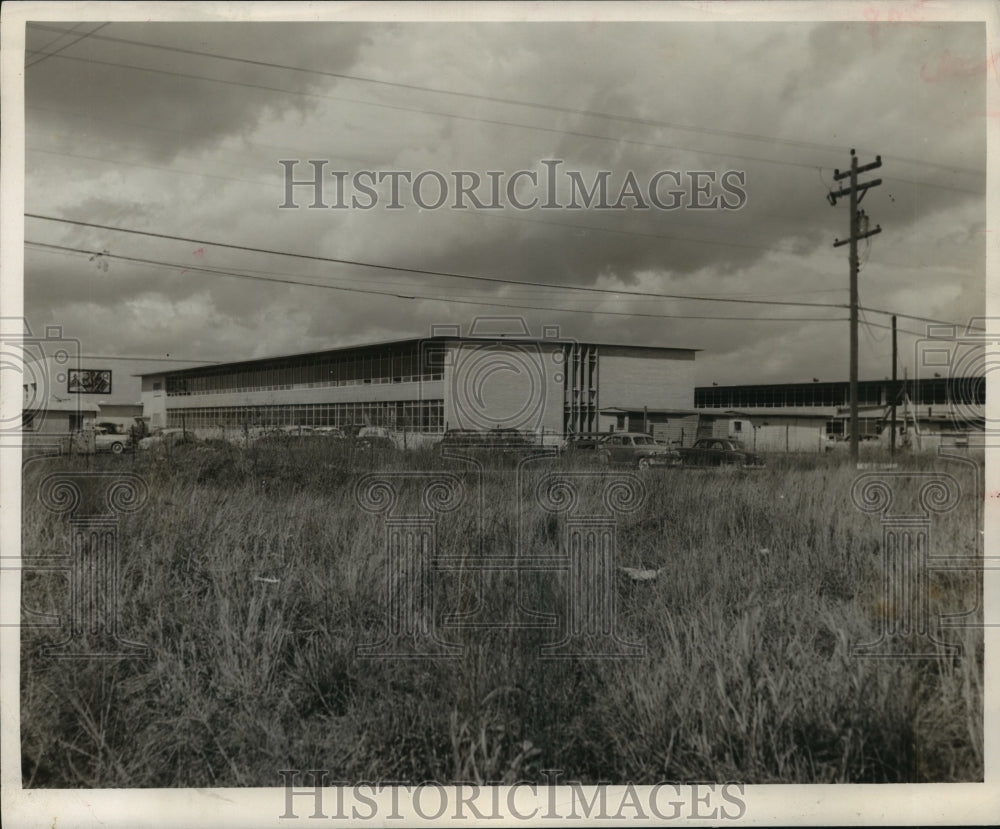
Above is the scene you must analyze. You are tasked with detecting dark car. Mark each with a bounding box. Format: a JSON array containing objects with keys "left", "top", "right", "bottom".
[
  {"left": 597, "top": 432, "right": 679, "bottom": 469},
  {"left": 485, "top": 428, "right": 536, "bottom": 450},
  {"left": 564, "top": 432, "right": 607, "bottom": 452},
  {"left": 437, "top": 429, "right": 488, "bottom": 449},
  {"left": 437, "top": 428, "right": 537, "bottom": 452},
  {"left": 138, "top": 428, "right": 199, "bottom": 451},
  {"left": 356, "top": 426, "right": 396, "bottom": 450},
  {"left": 675, "top": 438, "right": 764, "bottom": 468}
]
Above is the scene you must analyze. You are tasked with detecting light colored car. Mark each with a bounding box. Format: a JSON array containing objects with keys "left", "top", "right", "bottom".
[
  {"left": 94, "top": 425, "right": 130, "bottom": 454},
  {"left": 598, "top": 432, "right": 679, "bottom": 469},
  {"left": 252, "top": 425, "right": 316, "bottom": 442},
  {"left": 138, "top": 428, "right": 197, "bottom": 451},
  {"left": 312, "top": 426, "right": 347, "bottom": 439},
  {"left": 823, "top": 433, "right": 883, "bottom": 453}
]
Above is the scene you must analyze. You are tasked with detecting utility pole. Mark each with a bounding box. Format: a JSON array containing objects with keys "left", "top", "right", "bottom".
[
  {"left": 890, "top": 315, "right": 897, "bottom": 459},
  {"left": 828, "top": 149, "right": 882, "bottom": 462}
]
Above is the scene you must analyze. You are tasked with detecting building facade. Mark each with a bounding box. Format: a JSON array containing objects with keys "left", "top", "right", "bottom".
[{"left": 139, "top": 336, "right": 697, "bottom": 439}]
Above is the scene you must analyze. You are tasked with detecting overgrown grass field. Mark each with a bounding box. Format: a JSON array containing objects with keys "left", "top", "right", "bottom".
[{"left": 20, "top": 442, "right": 984, "bottom": 786}]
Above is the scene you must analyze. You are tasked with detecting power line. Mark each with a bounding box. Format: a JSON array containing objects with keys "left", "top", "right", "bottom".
[
  {"left": 226, "top": 254, "right": 841, "bottom": 302},
  {"left": 33, "top": 212, "right": 984, "bottom": 331},
  {"left": 860, "top": 319, "right": 942, "bottom": 339},
  {"left": 24, "top": 23, "right": 84, "bottom": 66},
  {"left": 859, "top": 304, "right": 887, "bottom": 344},
  {"left": 857, "top": 305, "right": 986, "bottom": 332},
  {"left": 61, "top": 354, "right": 217, "bottom": 363},
  {"left": 33, "top": 235, "right": 843, "bottom": 304},
  {"left": 35, "top": 240, "right": 841, "bottom": 305},
  {"left": 25, "top": 23, "right": 985, "bottom": 180},
  {"left": 24, "top": 49, "right": 984, "bottom": 197},
  {"left": 26, "top": 214, "right": 979, "bottom": 332},
  {"left": 24, "top": 213, "right": 852, "bottom": 310},
  {"left": 25, "top": 240, "right": 849, "bottom": 324},
  {"left": 26, "top": 23, "right": 108, "bottom": 68}
]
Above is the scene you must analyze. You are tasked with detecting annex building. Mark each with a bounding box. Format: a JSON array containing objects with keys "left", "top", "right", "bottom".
[
  {"left": 138, "top": 333, "right": 697, "bottom": 440},
  {"left": 692, "top": 376, "right": 985, "bottom": 452}
]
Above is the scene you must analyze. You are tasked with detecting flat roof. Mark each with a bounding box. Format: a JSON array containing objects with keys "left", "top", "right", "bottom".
[
  {"left": 718, "top": 407, "right": 842, "bottom": 418},
  {"left": 696, "top": 376, "right": 982, "bottom": 390},
  {"left": 601, "top": 406, "right": 702, "bottom": 416},
  {"left": 137, "top": 335, "right": 700, "bottom": 377},
  {"left": 28, "top": 398, "right": 101, "bottom": 413}
]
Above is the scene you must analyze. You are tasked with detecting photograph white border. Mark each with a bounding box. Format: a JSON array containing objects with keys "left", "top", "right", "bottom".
[{"left": 2, "top": 2, "right": 997, "bottom": 826}]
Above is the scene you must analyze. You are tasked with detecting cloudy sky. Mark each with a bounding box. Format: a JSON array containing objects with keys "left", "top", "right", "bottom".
[{"left": 18, "top": 12, "right": 989, "bottom": 386}]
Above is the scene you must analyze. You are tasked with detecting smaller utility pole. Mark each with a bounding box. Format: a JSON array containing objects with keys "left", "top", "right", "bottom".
[{"left": 890, "top": 315, "right": 897, "bottom": 458}]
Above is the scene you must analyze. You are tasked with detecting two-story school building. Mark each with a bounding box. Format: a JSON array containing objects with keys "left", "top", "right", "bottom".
[{"left": 138, "top": 334, "right": 698, "bottom": 440}]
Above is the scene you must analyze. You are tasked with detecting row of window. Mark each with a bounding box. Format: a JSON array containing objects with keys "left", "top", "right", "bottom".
[
  {"left": 695, "top": 378, "right": 985, "bottom": 409},
  {"left": 165, "top": 346, "right": 444, "bottom": 396},
  {"left": 165, "top": 400, "right": 445, "bottom": 432},
  {"left": 696, "top": 384, "right": 883, "bottom": 408}
]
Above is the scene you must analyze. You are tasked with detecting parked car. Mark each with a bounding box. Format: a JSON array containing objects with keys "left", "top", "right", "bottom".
[
  {"left": 597, "top": 432, "right": 679, "bottom": 469},
  {"left": 564, "top": 432, "right": 607, "bottom": 452},
  {"left": 356, "top": 426, "right": 395, "bottom": 450},
  {"left": 823, "top": 433, "right": 883, "bottom": 453},
  {"left": 252, "top": 425, "right": 317, "bottom": 442},
  {"left": 312, "top": 426, "right": 347, "bottom": 439},
  {"left": 675, "top": 438, "right": 764, "bottom": 468},
  {"left": 96, "top": 421, "right": 129, "bottom": 435},
  {"left": 484, "top": 428, "right": 536, "bottom": 450},
  {"left": 138, "top": 428, "right": 198, "bottom": 451},
  {"left": 437, "top": 429, "right": 488, "bottom": 449},
  {"left": 94, "top": 425, "right": 130, "bottom": 454},
  {"left": 436, "top": 428, "right": 537, "bottom": 452}
]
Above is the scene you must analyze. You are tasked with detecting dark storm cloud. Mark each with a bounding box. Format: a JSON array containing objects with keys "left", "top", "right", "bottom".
[
  {"left": 18, "top": 17, "right": 988, "bottom": 382},
  {"left": 25, "top": 22, "right": 373, "bottom": 163}
]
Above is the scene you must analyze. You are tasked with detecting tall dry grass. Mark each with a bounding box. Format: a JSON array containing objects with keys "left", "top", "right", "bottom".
[{"left": 20, "top": 441, "right": 983, "bottom": 786}]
